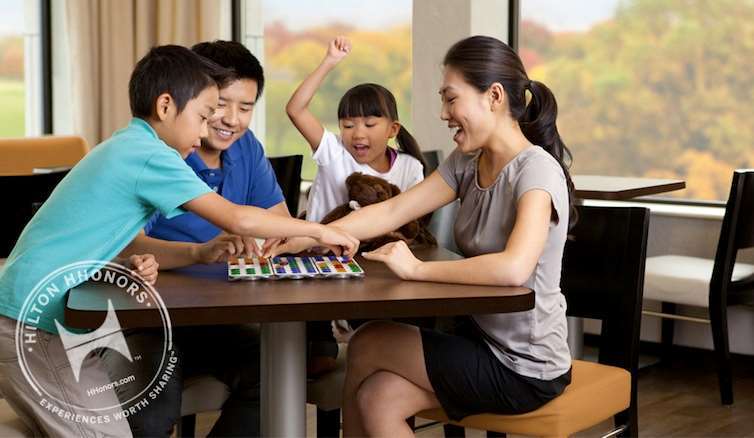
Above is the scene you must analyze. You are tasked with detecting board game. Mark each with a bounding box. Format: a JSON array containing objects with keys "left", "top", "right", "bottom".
[{"left": 228, "top": 255, "right": 364, "bottom": 281}]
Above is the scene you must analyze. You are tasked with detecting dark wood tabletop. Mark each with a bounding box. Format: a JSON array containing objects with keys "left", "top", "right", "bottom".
[
  {"left": 65, "top": 247, "right": 533, "bottom": 329},
  {"left": 573, "top": 175, "right": 685, "bottom": 200}
]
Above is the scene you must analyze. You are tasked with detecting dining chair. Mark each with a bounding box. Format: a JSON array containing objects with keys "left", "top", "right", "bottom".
[
  {"left": 0, "top": 135, "right": 89, "bottom": 176},
  {"left": 268, "top": 154, "right": 303, "bottom": 217},
  {"left": 1, "top": 135, "right": 89, "bottom": 257},
  {"left": 643, "top": 169, "right": 754, "bottom": 405},
  {"left": 1, "top": 171, "right": 71, "bottom": 257},
  {"left": 420, "top": 205, "right": 650, "bottom": 438}
]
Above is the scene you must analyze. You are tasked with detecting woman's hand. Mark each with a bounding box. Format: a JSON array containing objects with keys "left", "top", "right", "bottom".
[
  {"left": 324, "top": 36, "right": 351, "bottom": 64},
  {"left": 361, "top": 240, "right": 422, "bottom": 280},
  {"left": 128, "top": 254, "right": 159, "bottom": 285}
]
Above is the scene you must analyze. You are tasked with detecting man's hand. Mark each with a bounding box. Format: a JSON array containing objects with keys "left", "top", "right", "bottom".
[
  {"left": 194, "top": 233, "right": 260, "bottom": 264},
  {"left": 262, "top": 236, "right": 316, "bottom": 258}
]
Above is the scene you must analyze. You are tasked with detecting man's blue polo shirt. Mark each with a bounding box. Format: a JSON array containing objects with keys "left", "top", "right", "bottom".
[{"left": 145, "top": 130, "right": 285, "bottom": 243}]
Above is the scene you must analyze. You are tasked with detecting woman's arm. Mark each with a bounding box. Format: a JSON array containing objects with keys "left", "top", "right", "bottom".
[
  {"left": 183, "top": 192, "right": 359, "bottom": 255},
  {"left": 363, "top": 190, "right": 553, "bottom": 287},
  {"left": 285, "top": 37, "right": 350, "bottom": 150},
  {"left": 332, "top": 171, "right": 456, "bottom": 239},
  {"left": 264, "top": 172, "right": 456, "bottom": 257}
]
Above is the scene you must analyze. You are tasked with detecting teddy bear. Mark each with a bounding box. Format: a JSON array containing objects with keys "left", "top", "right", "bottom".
[{"left": 321, "top": 172, "right": 436, "bottom": 252}]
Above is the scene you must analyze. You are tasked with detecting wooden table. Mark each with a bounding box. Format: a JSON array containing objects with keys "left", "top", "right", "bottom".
[
  {"left": 66, "top": 247, "right": 532, "bottom": 437},
  {"left": 574, "top": 175, "right": 685, "bottom": 200}
]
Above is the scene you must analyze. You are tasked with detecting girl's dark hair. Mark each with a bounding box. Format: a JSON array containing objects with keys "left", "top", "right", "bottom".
[
  {"left": 337, "top": 83, "right": 426, "bottom": 172},
  {"left": 444, "top": 35, "right": 577, "bottom": 229}
]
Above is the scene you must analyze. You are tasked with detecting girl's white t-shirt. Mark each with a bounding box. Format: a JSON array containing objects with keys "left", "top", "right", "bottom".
[{"left": 306, "top": 129, "right": 425, "bottom": 222}]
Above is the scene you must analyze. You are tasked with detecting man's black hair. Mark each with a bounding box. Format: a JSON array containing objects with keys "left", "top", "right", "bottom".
[
  {"left": 191, "top": 40, "right": 265, "bottom": 100},
  {"left": 129, "top": 44, "right": 231, "bottom": 118}
]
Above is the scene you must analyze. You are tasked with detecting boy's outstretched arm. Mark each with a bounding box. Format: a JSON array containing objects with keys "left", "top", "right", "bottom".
[
  {"left": 285, "top": 36, "right": 350, "bottom": 150},
  {"left": 184, "top": 192, "right": 359, "bottom": 256}
]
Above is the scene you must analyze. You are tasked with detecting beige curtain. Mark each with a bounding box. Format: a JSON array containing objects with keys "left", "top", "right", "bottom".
[{"left": 66, "top": 0, "right": 226, "bottom": 147}]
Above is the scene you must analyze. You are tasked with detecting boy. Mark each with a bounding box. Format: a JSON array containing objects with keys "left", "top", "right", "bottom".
[
  {"left": 114, "top": 41, "right": 286, "bottom": 437},
  {"left": 0, "top": 45, "right": 357, "bottom": 437}
]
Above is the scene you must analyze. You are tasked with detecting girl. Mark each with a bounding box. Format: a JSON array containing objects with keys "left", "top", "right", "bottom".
[
  {"left": 287, "top": 36, "right": 429, "bottom": 376},
  {"left": 285, "top": 36, "right": 426, "bottom": 223},
  {"left": 269, "top": 35, "right": 577, "bottom": 437}
]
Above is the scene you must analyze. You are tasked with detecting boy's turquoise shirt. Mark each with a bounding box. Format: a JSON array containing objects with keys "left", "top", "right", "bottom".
[{"left": 0, "top": 118, "right": 213, "bottom": 333}]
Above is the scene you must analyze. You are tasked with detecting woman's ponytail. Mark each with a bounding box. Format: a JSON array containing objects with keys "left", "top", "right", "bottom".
[{"left": 521, "top": 80, "right": 577, "bottom": 228}]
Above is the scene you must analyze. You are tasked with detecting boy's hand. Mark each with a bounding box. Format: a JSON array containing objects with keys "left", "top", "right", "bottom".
[
  {"left": 263, "top": 236, "right": 316, "bottom": 258},
  {"left": 129, "top": 254, "right": 159, "bottom": 285},
  {"left": 195, "top": 233, "right": 260, "bottom": 264},
  {"left": 324, "top": 36, "right": 351, "bottom": 64},
  {"left": 362, "top": 240, "right": 421, "bottom": 280},
  {"left": 315, "top": 225, "right": 359, "bottom": 258}
]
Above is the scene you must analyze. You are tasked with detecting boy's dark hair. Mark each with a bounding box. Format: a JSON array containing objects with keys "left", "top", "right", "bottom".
[
  {"left": 191, "top": 40, "right": 265, "bottom": 100},
  {"left": 337, "top": 83, "right": 426, "bottom": 171},
  {"left": 129, "top": 45, "right": 230, "bottom": 118}
]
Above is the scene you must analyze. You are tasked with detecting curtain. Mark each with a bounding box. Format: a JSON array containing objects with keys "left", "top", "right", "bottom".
[{"left": 65, "top": 0, "right": 228, "bottom": 147}]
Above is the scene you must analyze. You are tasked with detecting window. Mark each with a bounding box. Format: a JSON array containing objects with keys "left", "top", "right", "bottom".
[
  {"left": 520, "top": 0, "right": 754, "bottom": 201},
  {"left": 0, "top": 0, "right": 28, "bottom": 137},
  {"left": 260, "top": 0, "right": 412, "bottom": 179}
]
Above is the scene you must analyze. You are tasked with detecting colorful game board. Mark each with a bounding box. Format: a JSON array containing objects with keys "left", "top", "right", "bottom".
[
  {"left": 228, "top": 255, "right": 364, "bottom": 281},
  {"left": 310, "top": 255, "right": 365, "bottom": 278},
  {"left": 271, "top": 256, "right": 320, "bottom": 279},
  {"left": 227, "top": 256, "right": 274, "bottom": 280}
]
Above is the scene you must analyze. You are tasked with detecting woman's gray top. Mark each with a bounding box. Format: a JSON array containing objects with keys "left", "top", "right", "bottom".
[{"left": 438, "top": 146, "right": 571, "bottom": 380}]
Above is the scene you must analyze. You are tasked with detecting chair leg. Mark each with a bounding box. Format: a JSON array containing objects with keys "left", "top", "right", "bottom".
[
  {"left": 660, "top": 302, "right": 676, "bottom": 363},
  {"left": 179, "top": 414, "right": 196, "bottom": 438},
  {"left": 615, "top": 404, "right": 638, "bottom": 438},
  {"left": 316, "top": 407, "right": 341, "bottom": 438},
  {"left": 443, "top": 424, "right": 465, "bottom": 437},
  {"left": 709, "top": 300, "right": 733, "bottom": 405}
]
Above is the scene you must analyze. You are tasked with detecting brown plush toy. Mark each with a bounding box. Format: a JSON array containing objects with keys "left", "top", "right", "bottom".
[{"left": 321, "top": 172, "right": 436, "bottom": 252}]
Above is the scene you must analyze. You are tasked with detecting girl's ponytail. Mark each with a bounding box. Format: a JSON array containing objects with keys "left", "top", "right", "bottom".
[
  {"left": 395, "top": 126, "right": 428, "bottom": 175},
  {"left": 521, "top": 80, "right": 577, "bottom": 228}
]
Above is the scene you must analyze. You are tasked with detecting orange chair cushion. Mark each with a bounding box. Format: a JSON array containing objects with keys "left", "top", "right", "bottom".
[
  {"left": 0, "top": 136, "right": 89, "bottom": 176},
  {"left": 418, "top": 359, "right": 630, "bottom": 437}
]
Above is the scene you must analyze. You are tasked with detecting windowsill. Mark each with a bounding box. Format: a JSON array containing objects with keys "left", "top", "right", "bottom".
[
  {"left": 583, "top": 199, "right": 725, "bottom": 220},
  {"left": 299, "top": 181, "right": 725, "bottom": 220}
]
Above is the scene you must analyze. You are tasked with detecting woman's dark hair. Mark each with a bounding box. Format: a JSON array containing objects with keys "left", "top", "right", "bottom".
[
  {"left": 337, "top": 83, "right": 426, "bottom": 172},
  {"left": 444, "top": 35, "right": 577, "bottom": 229},
  {"left": 129, "top": 45, "right": 230, "bottom": 118},
  {"left": 191, "top": 40, "right": 265, "bottom": 100}
]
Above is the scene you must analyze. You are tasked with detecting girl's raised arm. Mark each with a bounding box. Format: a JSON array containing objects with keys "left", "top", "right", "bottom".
[{"left": 285, "top": 36, "right": 350, "bottom": 151}]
